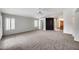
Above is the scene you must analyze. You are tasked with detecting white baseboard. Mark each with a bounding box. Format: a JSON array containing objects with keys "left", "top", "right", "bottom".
[{"left": 74, "top": 37, "right": 79, "bottom": 42}]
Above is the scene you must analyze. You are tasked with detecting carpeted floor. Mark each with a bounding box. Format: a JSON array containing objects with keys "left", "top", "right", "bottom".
[{"left": 0, "top": 30, "right": 79, "bottom": 50}]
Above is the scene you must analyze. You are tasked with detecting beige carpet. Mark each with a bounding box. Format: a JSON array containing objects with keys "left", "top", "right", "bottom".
[{"left": 0, "top": 30, "right": 79, "bottom": 50}]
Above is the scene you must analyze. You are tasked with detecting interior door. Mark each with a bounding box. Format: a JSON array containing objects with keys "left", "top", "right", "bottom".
[{"left": 46, "top": 18, "right": 54, "bottom": 30}]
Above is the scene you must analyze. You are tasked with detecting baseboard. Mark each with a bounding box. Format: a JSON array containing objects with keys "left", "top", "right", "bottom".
[
  {"left": 63, "top": 32, "right": 73, "bottom": 37},
  {"left": 74, "top": 37, "right": 79, "bottom": 42},
  {"left": 3, "top": 29, "right": 39, "bottom": 37}
]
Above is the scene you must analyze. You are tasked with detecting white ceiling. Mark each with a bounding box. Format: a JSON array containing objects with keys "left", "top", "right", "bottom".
[{"left": 0, "top": 8, "right": 76, "bottom": 19}]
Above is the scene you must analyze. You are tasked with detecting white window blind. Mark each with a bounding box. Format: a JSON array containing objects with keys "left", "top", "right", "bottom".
[
  {"left": 5, "top": 17, "right": 15, "bottom": 31},
  {"left": 11, "top": 18, "right": 15, "bottom": 30},
  {"left": 34, "top": 20, "right": 38, "bottom": 27},
  {"left": 5, "top": 18, "right": 10, "bottom": 30}
]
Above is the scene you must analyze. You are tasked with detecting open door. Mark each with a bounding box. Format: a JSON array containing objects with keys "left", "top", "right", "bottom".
[{"left": 60, "top": 20, "right": 64, "bottom": 30}]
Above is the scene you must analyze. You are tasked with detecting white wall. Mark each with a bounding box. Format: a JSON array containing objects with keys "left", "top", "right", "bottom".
[
  {"left": 43, "top": 18, "right": 46, "bottom": 30},
  {"left": 63, "top": 9, "right": 74, "bottom": 34},
  {"left": 73, "top": 12, "right": 79, "bottom": 41},
  {"left": 39, "top": 18, "right": 46, "bottom": 30},
  {"left": 0, "top": 13, "right": 2, "bottom": 39},
  {"left": 2, "top": 13, "right": 38, "bottom": 35}
]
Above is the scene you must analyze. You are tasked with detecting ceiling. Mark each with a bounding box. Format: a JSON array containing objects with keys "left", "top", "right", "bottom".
[{"left": 0, "top": 8, "right": 76, "bottom": 19}]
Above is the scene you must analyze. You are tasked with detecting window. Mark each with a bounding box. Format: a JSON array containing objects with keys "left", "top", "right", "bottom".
[
  {"left": 5, "top": 18, "right": 10, "bottom": 30},
  {"left": 5, "top": 17, "right": 15, "bottom": 30},
  {"left": 11, "top": 18, "right": 15, "bottom": 30},
  {"left": 34, "top": 20, "right": 38, "bottom": 27}
]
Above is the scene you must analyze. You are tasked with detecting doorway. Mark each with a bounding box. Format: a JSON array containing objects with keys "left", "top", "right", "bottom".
[{"left": 46, "top": 18, "right": 54, "bottom": 30}]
